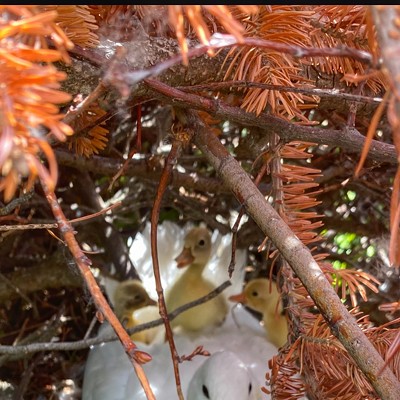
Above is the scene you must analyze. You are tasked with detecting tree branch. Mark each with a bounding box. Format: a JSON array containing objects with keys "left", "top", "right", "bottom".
[
  {"left": 0, "top": 281, "right": 231, "bottom": 355},
  {"left": 39, "top": 178, "right": 156, "bottom": 400},
  {"left": 55, "top": 150, "right": 229, "bottom": 194},
  {"left": 150, "top": 139, "right": 185, "bottom": 400},
  {"left": 144, "top": 79, "right": 396, "bottom": 165},
  {"left": 178, "top": 80, "right": 385, "bottom": 105},
  {"left": 0, "top": 252, "right": 82, "bottom": 304},
  {"left": 188, "top": 111, "right": 400, "bottom": 400}
]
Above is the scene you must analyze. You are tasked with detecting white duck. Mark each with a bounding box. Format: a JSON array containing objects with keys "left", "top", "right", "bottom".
[
  {"left": 187, "top": 351, "right": 261, "bottom": 400},
  {"left": 82, "top": 303, "right": 276, "bottom": 400}
]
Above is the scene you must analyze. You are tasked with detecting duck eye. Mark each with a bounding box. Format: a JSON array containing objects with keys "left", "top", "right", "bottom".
[
  {"left": 198, "top": 239, "right": 206, "bottom": 246},
  {"left": 248, "top": 382, "right": 252, "bottom": 394},
  {"left": 251, "top": 291, "right": 258, "bottom": 297},
  {"left": 202, "top": 384, "right": 210, "bottom": 398}
]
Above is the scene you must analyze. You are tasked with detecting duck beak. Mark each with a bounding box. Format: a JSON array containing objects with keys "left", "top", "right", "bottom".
[
  {"left": 228, "top": 292, "right": 247, "bottom": 304},
  {"left": 174, "top": 247, "right": 194, "bottom": 268}
]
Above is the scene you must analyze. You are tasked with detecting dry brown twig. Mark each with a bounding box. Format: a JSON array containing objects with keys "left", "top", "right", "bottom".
[
  {"left": 38, "top": 174, "right": 155, "bottom": 400},
  {"left": 0, "top": 202, "right": 121, "bottom": 231},
  {"left": 0, "top": 280, "right": 231, "bottom": 355},
  {"left": 149, "top": 124, "right": 191, "bottom": 400}
]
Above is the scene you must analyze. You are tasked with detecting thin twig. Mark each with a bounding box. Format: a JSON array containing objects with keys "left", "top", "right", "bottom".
[
  {"left": 0, "top": 280, "right": 231, "bottom": 355},
  {"left": 39, "top": 177, "right": 155, "bottom": 400},
  {"left": 229, "top": 34, "right": 373, "bottom": 64},
  {"left": 68, "top": 202, "right": 121, "bottom": 223},
  {"left": 346, "top": 78, "right": 368, "bottom": 127},
  {"left": 150, "top": 139, "right": 185, "bottom": 400},
  {"left": 107, "top": 104, "right": 143, "bottom": 191},
  {"left": 0, "top": 190, "right": 34, "bottom": 216},
  {"left": 180, "top": 346, "right": 210, "bottom": 362},
  {"left": 178, "top": 81, "right": 385, "bottom": 105},
  {"left": 0, "top": 202, "right": 121, "bottom": 231},
  {"left": 63, "top": 81, "right": 108, "bottom": 126},
  {"left": 13, "top": 354, "right": 38, "bottom": 400},
  {"left": 0, "top": 223, "right": 58, "bottom": 231},
  {"left": 55, "top": 149, "right": 229, "bottom": 194}
]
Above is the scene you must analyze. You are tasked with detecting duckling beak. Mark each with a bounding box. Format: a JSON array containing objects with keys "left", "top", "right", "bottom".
[
  {"left": 174, "top": 247, "right": 195, "bottom": 268},
  {"left": 148, "top": 298, "right": 157, "bottom": 306},
  {"left": 228, "top": 292, "right": 247, "bottom": 304}
]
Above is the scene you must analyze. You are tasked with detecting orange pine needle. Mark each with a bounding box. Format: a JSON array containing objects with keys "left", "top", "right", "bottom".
[{"left": 354, "top": 89, "right": 391, "bottom": 177}]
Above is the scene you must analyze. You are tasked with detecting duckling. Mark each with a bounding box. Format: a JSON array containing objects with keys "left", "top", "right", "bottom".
[
  {"left": 165, "top": 227, "right": 228, "bottom": 332},
  {"left": 187, "top": 351, "right": 262, "bottom": 400},
  {"left": 113, "top": 279, "right": 159, "bottom": 344},
  {"left": 129, "top": 221, "right": 248, "bottom": 302},
  {"left": 229, "top": 278, "right": 289, "bottom": 348}
]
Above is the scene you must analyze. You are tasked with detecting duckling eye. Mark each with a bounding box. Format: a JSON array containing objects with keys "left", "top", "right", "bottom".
[
  {"left": 202, "top": 384, "right": 210, "bottom": 398},
  {"left": 198, "top": 239, "right": 206, "bottom": 247},
  {"left": 251, "top": 291, "right": 258, "bottom": 297},
  {"left": 248, "top": 382, "right": 252, "bottom": 394}
]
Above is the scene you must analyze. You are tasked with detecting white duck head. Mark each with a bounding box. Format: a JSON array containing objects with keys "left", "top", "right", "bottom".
[{"left": 187, "top": 351, "right": 261, "bottom": 400}]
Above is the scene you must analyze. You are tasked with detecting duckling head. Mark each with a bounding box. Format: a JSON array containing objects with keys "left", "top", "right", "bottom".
[
  {"left": 187, "top": 351, "right": 260, "bottom": 400},
  {"left": 113, "top": 279, "right": 157, "bottom": 319},
  {"left": 229, "top": 278, "right": 289, "bottom": 348},
  {"left": 175, "top": 227, "right": 212, "bottom": 269},
  {"left": 228, "top": 278, "right": 282, "bottom": 316}
]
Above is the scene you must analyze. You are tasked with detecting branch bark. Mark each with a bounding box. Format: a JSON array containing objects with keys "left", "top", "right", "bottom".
[
  {"left": 188, "top": 111, "right": 400, "bottom": 400},
  {"left": 0, "top": 251, "right": 81, "bottom": 304},
  {"left": 0, "top": 281, "right": 231, "bottom": 355},
  {"left": 55, "top": 150, "right": 229, "bottom": 194},
  {"left": 40, "top": 179, "right": 156, "bottom": 400},
  {"left": 63, "top": 36, "right": 385, "bottom": 129},
  {"left": 145, "top": 79, "right": 397, "bottom": 165}
]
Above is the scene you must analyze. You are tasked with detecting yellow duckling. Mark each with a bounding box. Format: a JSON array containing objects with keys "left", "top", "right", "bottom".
[
  {"left": 113, "top": 279, "right": 158, "bottom": 344},
  {"left": 229, "top": 278, "right": 289, "bottom": 348},
  {"left": 165, "top": 227, "right": 228, "bottom": 333}
]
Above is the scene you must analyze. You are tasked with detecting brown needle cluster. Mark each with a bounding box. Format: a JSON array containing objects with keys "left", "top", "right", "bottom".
[{"left": 0, "top": 6, "right": 74, "bottom": 202}]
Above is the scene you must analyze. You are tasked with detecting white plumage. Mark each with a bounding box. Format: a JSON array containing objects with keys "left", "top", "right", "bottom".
[
  {"left": 187, "top": 351, "right": 261, "bottom": 400},
  {"left": 82, "top": 305, "right": 275, "bottom": 400}
]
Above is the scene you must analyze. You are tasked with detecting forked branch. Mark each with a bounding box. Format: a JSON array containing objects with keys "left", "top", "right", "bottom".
[{"left": 188, "top": 111, "right": 400, "bottom": 400}]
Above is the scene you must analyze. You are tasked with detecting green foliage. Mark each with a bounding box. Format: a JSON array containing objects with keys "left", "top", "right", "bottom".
[
  {"left": 334, "top": 232, "right": 358, "bottom": 254},
  {"left": 159, "top": 208, "right": 180, "bottom": 222}
]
